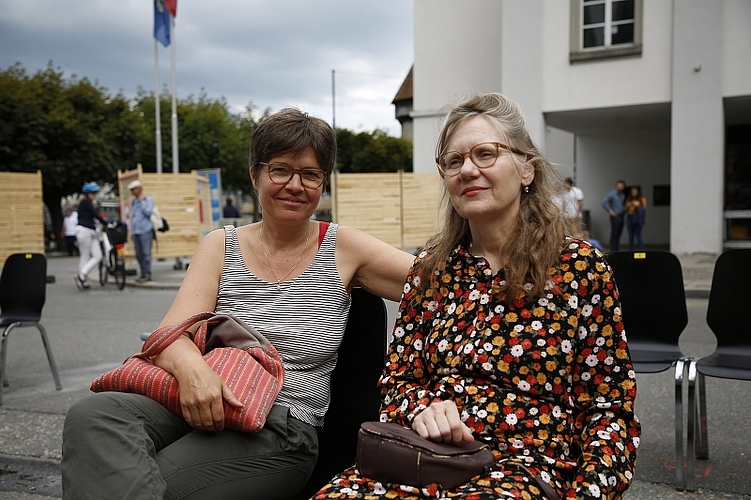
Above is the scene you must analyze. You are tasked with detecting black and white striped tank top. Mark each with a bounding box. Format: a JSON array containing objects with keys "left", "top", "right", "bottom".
[{"left": 216, "top": 224, "right": 351, "bottom": 427}]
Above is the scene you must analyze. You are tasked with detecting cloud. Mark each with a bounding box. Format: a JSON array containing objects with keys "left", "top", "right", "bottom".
[{"left": 0, "top": 0, "right": 413, "bottom": 135}]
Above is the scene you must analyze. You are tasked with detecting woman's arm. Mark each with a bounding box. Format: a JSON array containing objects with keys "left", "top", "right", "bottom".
[
  {"left": 152, "top": 229, "right": 242, "bottom": 431},
  {"left": 335, "top": 225, "right": 414, "bottom": 302},
  {"left": 569, "top": 245, "right": 640, "bottom": 498},
  {"left": 136, "top": 196, "right": 155, "bottom": 218}
]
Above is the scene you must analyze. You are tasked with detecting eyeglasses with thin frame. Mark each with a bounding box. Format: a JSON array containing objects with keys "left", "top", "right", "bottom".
[
  {"left": 259, "top": 162, "right": 327, "bottom": 189},
  {"left": 435, "top": 142, "right": 525, "bottom": 177}
]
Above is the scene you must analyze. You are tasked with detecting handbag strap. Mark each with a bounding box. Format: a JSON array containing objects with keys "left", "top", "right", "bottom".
[{"left": 139, "top": 311, "right": 215, "bottom": 358}]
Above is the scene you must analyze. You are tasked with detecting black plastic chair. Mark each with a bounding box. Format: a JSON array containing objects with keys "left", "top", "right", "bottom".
[
  {"left": 606, "top": 251, "right": 690, "bottom": 490},
  {"left": 0, "top": 253, "right": 62, "bottom": 404},
  {"left": 686, "top": 249, "right": 751, "bottom": 491},
  {"left": 291, "top": 287, "right": 388, "bottom": 500}
]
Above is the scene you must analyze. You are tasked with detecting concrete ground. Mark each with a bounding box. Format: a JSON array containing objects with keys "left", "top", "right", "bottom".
[{"left": 1, "top": 251, "right": 750, "bottom": 499}]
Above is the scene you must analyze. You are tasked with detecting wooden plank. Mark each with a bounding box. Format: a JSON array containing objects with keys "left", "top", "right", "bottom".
[
  {"left": 118, "top": 168, "right": 205, "bottom": 260},
  {"left": 331, "top": 171, "right": 442, "bottom": 250},
  {"left": 0, "top": 171, "right": 45, "bottom": 265}
]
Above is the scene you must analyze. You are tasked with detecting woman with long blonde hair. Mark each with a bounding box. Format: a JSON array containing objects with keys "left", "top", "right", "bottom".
[{"left": 315, "top": 93, "right": 639, "bottom": 499}]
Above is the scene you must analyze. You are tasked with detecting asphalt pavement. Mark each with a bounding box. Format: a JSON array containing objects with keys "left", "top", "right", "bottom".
[{"left": 1, "top": 251, "right": 750, "bottom": 499}]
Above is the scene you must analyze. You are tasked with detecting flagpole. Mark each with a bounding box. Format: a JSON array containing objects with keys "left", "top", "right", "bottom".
[
  {"left": 169, "top": 14, "right": 179, "bottom": 175},
  {"left": 154, "top": 40, "right": 163, "bottom": 174}
]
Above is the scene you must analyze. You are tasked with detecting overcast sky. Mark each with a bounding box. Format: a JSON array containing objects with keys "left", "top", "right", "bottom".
[{"left": 0, "top": 0, "right": 414, "bottom": 136}]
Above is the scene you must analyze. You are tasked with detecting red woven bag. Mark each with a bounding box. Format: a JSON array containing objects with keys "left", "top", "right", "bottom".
[{"left": 90, "top": 312, "right": 285, "bottom": 433}]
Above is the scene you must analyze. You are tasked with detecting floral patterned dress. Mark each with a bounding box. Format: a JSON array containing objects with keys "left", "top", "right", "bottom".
[{"left": 313, "top": 238, "right": 640, "bottom": 500}]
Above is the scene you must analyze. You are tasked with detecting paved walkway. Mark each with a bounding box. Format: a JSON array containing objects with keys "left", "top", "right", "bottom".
[{"left": 3, "top": 251, "right": 750, "bottom": 499}]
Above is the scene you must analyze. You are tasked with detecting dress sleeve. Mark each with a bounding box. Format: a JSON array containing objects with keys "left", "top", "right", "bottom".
[
  {"left": 567, "top": 245, "right": 640, "bottom": 499},
  {"left": 378, "top": 256, "right": 443, "bottom": 426}
]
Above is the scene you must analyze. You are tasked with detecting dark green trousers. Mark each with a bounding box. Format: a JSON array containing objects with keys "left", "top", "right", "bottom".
[{"left": 61, "top": 393, "right": 318, "bottom": 499}]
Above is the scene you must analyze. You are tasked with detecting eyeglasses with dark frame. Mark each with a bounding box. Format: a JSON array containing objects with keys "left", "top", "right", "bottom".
[
  {"left": 435, "top": 142, "right": 525, "bottom": 177},
  {"left": 259, "top": 162, "right": 327, "bottom": 189}
]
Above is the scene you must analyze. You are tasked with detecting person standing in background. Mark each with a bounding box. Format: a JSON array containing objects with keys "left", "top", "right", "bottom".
[
  {"left": 126, "top": 179, "right": 155, "bottom": 283},
  {"left": 222, "top": 196, "right": 241, "bottom": 218},
  {"left": 625, "top": 185, "right": 648, "bottom": 250},
  {"left": 566, "top": 177, "right": 584, "bottom": 217},
  {"left": 75, "top": 183, "right": 107, "bottom": 290},
  {"left": 553, "top": 178, "right": 580, "bottom": 221},
  {"left": 601, "top": 179, "right": 627, "bottom": 252},
  {"left": 62, "top": 206, "right": 79, "bottom": 256}
]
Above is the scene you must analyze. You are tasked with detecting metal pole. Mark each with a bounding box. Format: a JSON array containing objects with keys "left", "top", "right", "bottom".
[
  {"left": 154, "top": 40, "right": 163, "bottom": 174},
  {"left": 331, "top": 69, "right": 336, "bottom": 131},
  {"left": 170, "top": 14, "right": 179, "bottom": 174}
]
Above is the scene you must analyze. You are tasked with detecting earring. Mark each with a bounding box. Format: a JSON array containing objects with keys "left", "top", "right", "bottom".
[{"left": 523, "top": 185, "right": 530, "bottom": 194}]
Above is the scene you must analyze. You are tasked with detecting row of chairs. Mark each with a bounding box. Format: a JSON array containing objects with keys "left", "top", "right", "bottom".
[{"left": 607, "top": 249, "right": 751, "bottom": 492}]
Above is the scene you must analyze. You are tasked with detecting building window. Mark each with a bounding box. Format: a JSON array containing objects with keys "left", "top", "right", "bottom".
[{"left": 570, "top": 0, "right": 642, "bottom": 63}]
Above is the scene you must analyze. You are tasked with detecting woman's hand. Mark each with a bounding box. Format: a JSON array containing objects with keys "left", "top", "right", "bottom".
[
  {"left": 175, "top": 361, "right": 243, "bottom": 432},
  {"left": 412, "top": 400, "right": 474, "bottom": 445}
]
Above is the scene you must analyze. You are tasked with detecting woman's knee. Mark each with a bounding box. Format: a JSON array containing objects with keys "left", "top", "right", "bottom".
[
  {"left": 65, "top": 393, "right": 104, "bottom": 428},
  {"left": 64, "top": 393, "right": 126, "bottom": 440}
]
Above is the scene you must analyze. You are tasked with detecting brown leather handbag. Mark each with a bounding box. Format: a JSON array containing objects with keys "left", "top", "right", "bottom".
[
  {"left": 90, "top": 312, "right": 285, "bottom": 433},
  {"left": 356, "top": 421, "right": 497, "bottom": 490}
]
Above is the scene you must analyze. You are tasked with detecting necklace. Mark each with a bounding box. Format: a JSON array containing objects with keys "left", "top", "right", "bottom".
[{"left": 259, "top": 223, "right": 311, "bottom": 291}]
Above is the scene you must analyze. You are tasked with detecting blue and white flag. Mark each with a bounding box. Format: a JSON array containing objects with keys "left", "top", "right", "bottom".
[{"left": 154, "top": 0, "right": 170, "bottom": 47}]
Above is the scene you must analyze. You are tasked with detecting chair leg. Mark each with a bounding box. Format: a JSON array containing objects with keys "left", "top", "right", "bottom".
[
  {"left": 34, "top": 324, "right": 62, "bottom": 391},
  {"left": 686, "top": 359, "right": 698, "bottom": 492},
  {"left": 674, "top": 357, "right": 687, "bottom": 491},
  {"left": 695, "top": 370, "right": 708, "bottom": 460},
  {"left": 0, "top": 324, "right": 13, "bottom": 405}
]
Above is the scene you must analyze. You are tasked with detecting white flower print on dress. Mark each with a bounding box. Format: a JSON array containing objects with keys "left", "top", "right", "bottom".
[{"left": 581, "top": 304, "right": 593, "bottom": 317}]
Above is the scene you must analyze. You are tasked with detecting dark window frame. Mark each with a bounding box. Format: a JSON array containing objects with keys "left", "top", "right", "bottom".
[{"left": 570, "top": 0, "right": 643, "bottom": 63}]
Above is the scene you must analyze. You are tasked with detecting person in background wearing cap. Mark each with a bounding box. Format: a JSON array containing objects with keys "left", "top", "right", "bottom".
[
  {"left": 126, "top": 179, "right": 155, "bottom": 283},
  {"left": 74, "top": 182, "right": 108, "bottom": 290}
]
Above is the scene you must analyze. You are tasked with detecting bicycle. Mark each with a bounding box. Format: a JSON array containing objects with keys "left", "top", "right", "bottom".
[{"left": 98, "top": 221, "right": 128, "bottom": 290}]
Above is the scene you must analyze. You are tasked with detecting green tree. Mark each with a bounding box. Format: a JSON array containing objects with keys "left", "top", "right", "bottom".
[
  {"left": 0, "top": 62, "right": 414, "bottom": 234},
  {"left": 335, "top": 129, "right": 412, "bottom": 173},
  {"left": 132, "top": 90, "right": 270, "bottom": 195},
  {"left": 0, "top": 62, "right": 140, "bottom": 236}
]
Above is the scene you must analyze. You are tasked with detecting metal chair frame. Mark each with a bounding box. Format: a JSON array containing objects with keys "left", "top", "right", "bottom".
[
  {"left": 0, "top": 253, "right": 62, "bottom": 404},
  {"left": 686, "top": 249, "right": 751, "bottom": 491}
]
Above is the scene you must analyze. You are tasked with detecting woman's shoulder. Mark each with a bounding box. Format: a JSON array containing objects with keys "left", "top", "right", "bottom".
[
  {"left": 560, "top": 237, "right": 607, "bottom": 267},
  {"left": 198, "top": 226, "right": 230, "bottom": 250}
]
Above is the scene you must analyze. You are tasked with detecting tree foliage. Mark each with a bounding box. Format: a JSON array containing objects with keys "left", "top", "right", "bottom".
[
  {"left": 0, "top": 62, "right": 140, "bottom": 234},
  {"left": 0, "top": 62, "right": 412, "bottom": 235},
  {"left": 130, "top": 89, "right": 271, "bottom": 195},
  {"left": 336, "top": 129, "right": 412, "bottom": 173}
]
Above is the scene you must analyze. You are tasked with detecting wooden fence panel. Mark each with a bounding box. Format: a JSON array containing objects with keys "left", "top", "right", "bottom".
[
  {"left": 332, "top": 171, "right": 442, "bottom": 250},
  {"left": 118, "top": 168, "right": 210, "bottom": 261},
  {"left": 333, "top": 172, "right": 403, "bottom": 247},
  {"left": 0, "top": 171, "right": 45, "bottom": 266},
  {"left": 402, "top": 172, "right": 443, "bottom": 249}
]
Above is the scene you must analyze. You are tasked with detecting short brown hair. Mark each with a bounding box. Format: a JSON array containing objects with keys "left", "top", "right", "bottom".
[{"left": 249, "top": 108, "right": 336, "bottom": 179}]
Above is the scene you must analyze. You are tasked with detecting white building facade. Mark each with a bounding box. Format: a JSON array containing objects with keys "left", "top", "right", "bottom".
[{"left": 410, "top": 0, "right": 751, "bottom": 254}]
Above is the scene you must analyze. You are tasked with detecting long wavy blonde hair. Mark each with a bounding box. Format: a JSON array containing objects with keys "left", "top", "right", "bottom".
[{"left": 417, "top": 93, "right": 577, "bottom": 301}]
